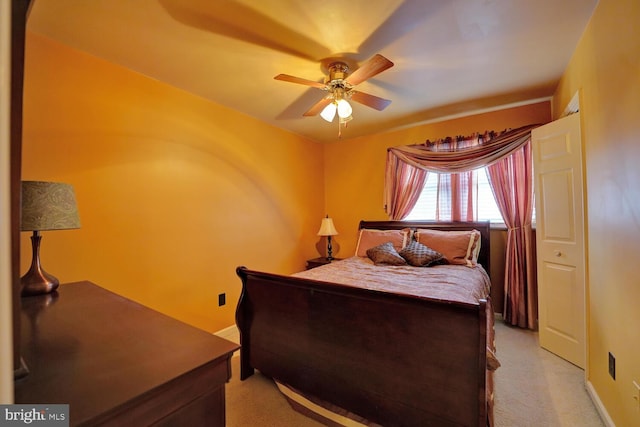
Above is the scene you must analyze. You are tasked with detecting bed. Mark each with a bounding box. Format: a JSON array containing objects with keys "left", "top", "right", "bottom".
[{"left": 235, "top": 220, "right": 497, "bottom": 427}]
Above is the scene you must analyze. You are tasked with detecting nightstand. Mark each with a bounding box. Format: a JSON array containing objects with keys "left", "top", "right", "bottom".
[{"left": 306, "top": 257, "right": 342, "bottom": 270}]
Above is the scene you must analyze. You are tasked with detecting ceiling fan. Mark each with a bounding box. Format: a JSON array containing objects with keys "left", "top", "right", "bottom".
[{"left": 274, "top": 54, "right": 394, "bottom": 130}]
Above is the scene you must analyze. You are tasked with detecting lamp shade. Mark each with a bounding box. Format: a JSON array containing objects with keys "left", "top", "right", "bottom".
[
  {"left": 320, "top": 102, "right": 337, "bottom": 122},
  {"left": 317, "top": 216, "right": 338, "bottom": 236},
  {"left": 336, "top": 99, "right": 352, "bottom": 118},
  {"left": 21, "top": 181, "right": 81, "bottom": 231}
]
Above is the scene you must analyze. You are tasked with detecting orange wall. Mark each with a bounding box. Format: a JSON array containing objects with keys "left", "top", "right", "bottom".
[
  {"left": 323, "top": 102, "right": 551, "bottom": 257},
  {"left": 21, "top": 33, "right": 324, "bottom": 333},
  {"left": 553, "top": 0, "right": 640, "bottom": 424}
]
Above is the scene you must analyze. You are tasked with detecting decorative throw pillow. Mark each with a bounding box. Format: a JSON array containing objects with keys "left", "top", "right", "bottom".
[
  {"left": 355, "top": 228, "right": 410, "bottom": 257},
  {"left": 415, "top": 229, "right": 481, "bottom": 267},
  {"left": 399, "top": 240, "right": 444, "bottom": 267},
  {"left": 366, "top": 242, "right": 407, "bottom": 266}
]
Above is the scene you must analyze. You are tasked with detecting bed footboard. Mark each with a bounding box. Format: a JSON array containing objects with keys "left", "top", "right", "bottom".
[{"left": 236, "top": 266, "right": 489, "bottom": 427}]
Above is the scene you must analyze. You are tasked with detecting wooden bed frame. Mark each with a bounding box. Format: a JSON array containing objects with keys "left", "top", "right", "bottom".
[{"left": 236, "top": 221, "right": 493, "bottom": 427}]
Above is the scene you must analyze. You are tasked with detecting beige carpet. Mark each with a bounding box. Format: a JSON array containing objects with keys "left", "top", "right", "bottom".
[
  {"left": 492, "top": 321, "right": 604, "bottom": 427},
  {"left": 226, "top": 319, "right": 604, "bottom": 426}
]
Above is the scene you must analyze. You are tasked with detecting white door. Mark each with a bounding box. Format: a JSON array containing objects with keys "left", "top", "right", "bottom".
[{"left": 532, "top": 112, "right": 586, "bottom": 368}]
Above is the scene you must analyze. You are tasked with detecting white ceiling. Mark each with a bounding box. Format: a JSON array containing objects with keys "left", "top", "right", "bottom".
[{"left": 27, "top": 0, "right": 598, "bottom": 143}]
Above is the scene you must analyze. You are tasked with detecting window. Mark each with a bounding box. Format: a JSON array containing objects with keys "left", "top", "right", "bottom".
[{"left": 404, "top": 167, "right": 505, "bottom": 223}]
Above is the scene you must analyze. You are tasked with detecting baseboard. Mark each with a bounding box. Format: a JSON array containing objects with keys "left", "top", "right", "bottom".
[
  {"left": 586, "top": 380, "right": 615, "bottom": 427},
  {"left": 215, "top": 324, "right": 239, "bottom": 345}
]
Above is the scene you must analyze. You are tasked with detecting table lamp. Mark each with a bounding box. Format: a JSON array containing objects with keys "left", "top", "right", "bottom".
[
  {"left": 20, "top": 181, "right": 80, "bottom": 296},
  {"left": 317, "top": 215, "right": 338, "bottom": 260}
]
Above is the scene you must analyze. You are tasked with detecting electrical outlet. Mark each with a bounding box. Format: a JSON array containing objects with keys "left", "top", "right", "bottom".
[
  {"left": 633, "top": 381, "right": 640, "bottom": 409},
  {"left": 218, "top": 293, "right": 226, "bottom": 307},
  {"left": 608, "top": 352, "right": 616, "bottom": 380}
]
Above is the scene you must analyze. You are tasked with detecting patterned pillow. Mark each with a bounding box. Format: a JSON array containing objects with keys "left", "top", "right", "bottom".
[
  {"left": 399, "top": 240, "right": 445, "bottom": 267},
  {"left": 366, "top": 242, "right": 407, "bottom": 266}
]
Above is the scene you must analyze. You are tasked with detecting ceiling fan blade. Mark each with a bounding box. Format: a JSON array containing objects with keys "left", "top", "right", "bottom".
[
  {"left": 350, "top": 91, "right": 392, "bottom": 111},
  {"left": 303, "top": 98, "right": 332, "bottom": 116},
  {"left": 274, "top": 74, "right": 326, "bottom": 89},
  {"left": 345, "top": 54, "right": 394, "bottom": 86}
]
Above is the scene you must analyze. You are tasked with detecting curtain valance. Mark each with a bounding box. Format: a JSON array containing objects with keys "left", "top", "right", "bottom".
[{"left": 386, "top": 123, "right": 540, "bottom": 174}]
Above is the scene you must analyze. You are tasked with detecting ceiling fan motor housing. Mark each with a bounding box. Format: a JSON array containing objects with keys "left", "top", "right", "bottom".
[{"left": 327, "top": 62, "right": 349, "bottom": 83}]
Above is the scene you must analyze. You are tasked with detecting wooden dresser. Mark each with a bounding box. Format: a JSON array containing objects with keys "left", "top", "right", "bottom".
[{"left": 15, "top": 281, "right": 239, "bottom": 426}]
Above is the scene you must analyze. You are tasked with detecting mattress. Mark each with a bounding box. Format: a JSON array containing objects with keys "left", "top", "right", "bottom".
[{"left": 293, "top": 256, "right": 491, "bottom": 305}]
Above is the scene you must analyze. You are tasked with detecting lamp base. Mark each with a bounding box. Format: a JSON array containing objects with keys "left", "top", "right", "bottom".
[
  {"left": 21, "top": 268, "right": 59, "bottom": 297},
  {"left": 21, "top": 231, "right": 60, "bottom": 297}
]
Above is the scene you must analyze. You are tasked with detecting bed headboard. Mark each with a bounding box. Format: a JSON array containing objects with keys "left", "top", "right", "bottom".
[{"left": 358, "top": 220, "right": 491, "bottom": 278}]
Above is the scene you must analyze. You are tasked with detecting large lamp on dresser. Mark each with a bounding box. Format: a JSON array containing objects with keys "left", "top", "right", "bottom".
[{"left": 20, "top": 181, "right": 80, "bottom": 297}]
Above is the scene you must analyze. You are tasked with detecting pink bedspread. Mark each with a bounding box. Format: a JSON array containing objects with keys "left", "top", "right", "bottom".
[{"left": 293, "top": 256, "right": 491, "bottom": 305}]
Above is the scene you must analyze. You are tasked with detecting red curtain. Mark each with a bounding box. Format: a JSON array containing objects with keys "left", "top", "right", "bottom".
[
  {"left": 435, "top": 172, "right": 477, "bottom": 221},
  {"left": 384, "top": 151, "right": 428, "bottom": 220},
  {"left": 487, "top": 143, "right": 537, "bottom": 328}
]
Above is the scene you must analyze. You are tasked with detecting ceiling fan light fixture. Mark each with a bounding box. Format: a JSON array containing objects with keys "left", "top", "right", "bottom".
[
  {"left": 320, "top": 102, "right": 337, "bottom": 122},
  {"left": 336, "top": 99, "right": 352, "bottom": 118}
]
